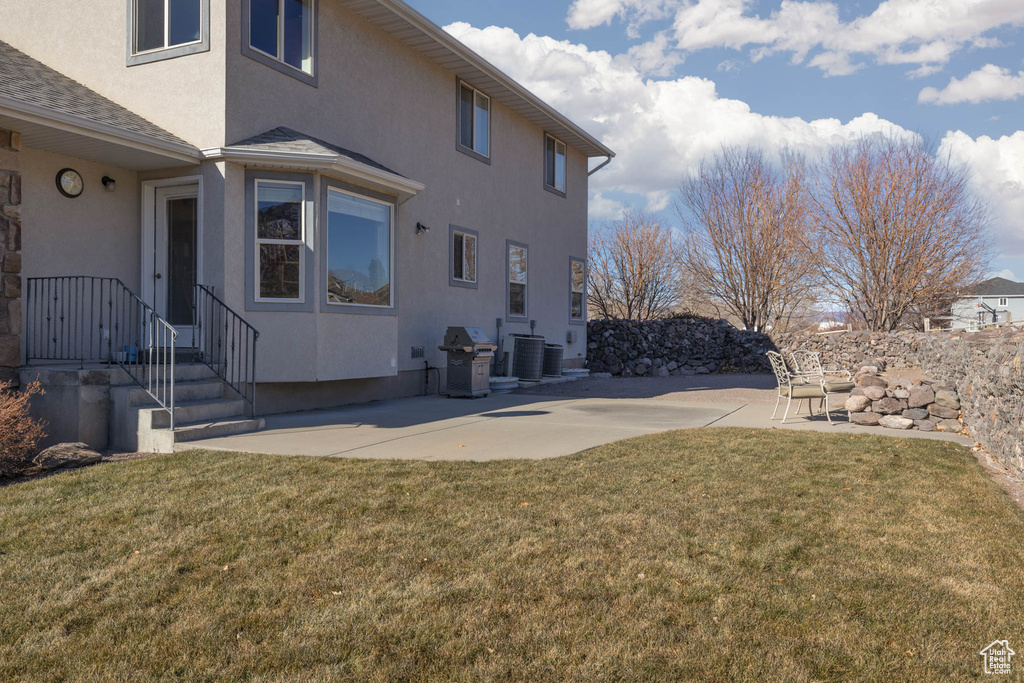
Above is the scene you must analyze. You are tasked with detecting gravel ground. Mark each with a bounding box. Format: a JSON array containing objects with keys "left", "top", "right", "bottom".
[{"left": 514, "top": 374, "right": 780, "bottom": 405}]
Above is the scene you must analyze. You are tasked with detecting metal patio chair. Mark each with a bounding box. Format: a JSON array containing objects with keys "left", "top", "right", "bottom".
[
  {"left": 789, "top": 349, "right": 856, "bottom": 420},
  {"left": 766, "top": 351, "right": 835, "bottom": 425}
]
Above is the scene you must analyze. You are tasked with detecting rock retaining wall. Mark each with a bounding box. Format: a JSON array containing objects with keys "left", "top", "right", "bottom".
[
  {"left": 0, "top": 128, "right": 22, "bottom": 385},
  {"left": 587, "top": 320, "right": 1024, "bottom": 477}
]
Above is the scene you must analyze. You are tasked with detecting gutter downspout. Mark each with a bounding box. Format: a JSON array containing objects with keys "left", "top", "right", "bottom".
[{"left": 588, "top": 155, "right": 613, "bottom": 177}]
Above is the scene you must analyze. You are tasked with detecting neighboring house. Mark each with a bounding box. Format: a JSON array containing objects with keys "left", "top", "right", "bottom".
[
  {"left": 0, "top": 0, "right": 613, "bottom": 451},
  {"left": 950, "top": 277, "right": 1024, "bottom": 329}
]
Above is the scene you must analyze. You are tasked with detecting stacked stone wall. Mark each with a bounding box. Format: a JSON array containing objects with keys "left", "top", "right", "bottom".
[
  {"left": 0, "top": 129, "right": 21, "bottom": 385},
  {"left": 587, "top": 320, "right": 1024, "bottom": 477}
]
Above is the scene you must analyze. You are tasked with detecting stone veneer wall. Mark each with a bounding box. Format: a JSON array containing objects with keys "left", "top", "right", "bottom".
[{"left": 0, "top": 129, "right": 22, "bottom": 385}]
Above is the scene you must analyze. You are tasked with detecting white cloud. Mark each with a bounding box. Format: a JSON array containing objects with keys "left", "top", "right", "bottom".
[
  {"left": 992, "top": 268, "right": 1019, "bottom": 281},
  {"left": 940, "top": 131, "right": 1024, "bottom": 259},
  {"left": 568, "top": 0, "right": 1024, "bottom": 77},
  {"left": 588, "top": 192, "right": 629, "bottom": 220},
  {"left": 919, "top": 64, "right": 1024, "bottom": 104},
  {"left": 446, "top": 22, "right": 911, "bottom": 203}
]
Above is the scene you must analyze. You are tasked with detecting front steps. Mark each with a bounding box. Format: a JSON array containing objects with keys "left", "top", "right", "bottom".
[{"left": 110, "top": 363, "right": 263, "bottom": 453}]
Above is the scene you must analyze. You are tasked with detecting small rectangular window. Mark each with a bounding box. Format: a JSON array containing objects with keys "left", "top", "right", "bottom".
[
  {"left": 130, "top": 0, "right": 206, "bottom": 62},
  {"left": 570, "top": 259, "right": 585, "bottom": 322},
  {"left": 255, "top": 180, "right": 305, "bottom": 301},
  {"left": 999, "top": 298, "right": 1008, "bottom": 307},
  {"left": 326, "top": 188, "right": 393, "bottom": 308},
  {"left": 452, "top": 230, "right": 477, "bottom": 285},
  {"left": 508, "top": 242, "right": 528, "bottom": 318},
  {"left": 458, "top": 81, "right": 490, "bottom": 161},
  {"left": 248, "top": 0, "right": 315, "bottom": 76},
  {"left": 545, "top": 135, "right": 567, "bottom": 194}
]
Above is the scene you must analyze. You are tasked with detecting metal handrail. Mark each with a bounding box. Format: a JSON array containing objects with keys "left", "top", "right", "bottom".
[
  {"left": 25, "top": 276, "right": 178, "bottom": 428},
  {"left": 192, "top": 284, "right": 259, "bottom": 417}
]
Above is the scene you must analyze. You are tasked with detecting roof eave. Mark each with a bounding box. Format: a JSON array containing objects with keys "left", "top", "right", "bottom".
[
  {"left": 203, "top": 146, "right": 427, "bottom": 201},
  {"left": 341, "top": 0, "right": 615, "bottom": 159},
  {"left": 0, "top": 95, "right": 201, "bottom": 165}
]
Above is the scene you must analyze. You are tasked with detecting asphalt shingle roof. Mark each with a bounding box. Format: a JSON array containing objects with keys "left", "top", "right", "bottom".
[
  {"left": 965, "top": 277, "right": 1024, "bottom": 296},
  {"left": 227, "top": 127, "right": 403, "bottom": 177},
  {"left": 0, "top": 39, "right": 191, "bottom": 147}
]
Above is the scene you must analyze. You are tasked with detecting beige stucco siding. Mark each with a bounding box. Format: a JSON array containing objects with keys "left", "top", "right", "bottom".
[
  {"left": 223, "top": 1, "right": 590, "bottom": 380},
  {"left": 0, "top": 0, "right": 226, "bottom": 147},
  {"left": 21, "top": 148, "right": 140, "bottom": 288}
]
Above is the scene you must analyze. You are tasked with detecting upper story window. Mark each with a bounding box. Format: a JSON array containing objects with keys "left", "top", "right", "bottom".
[
  {"left": 999, "top": 298, "right": 1008, "bottom": 307},
  {"left": 457, "top": 80, "right": 490, "bottom": 163},
  {"left": 326, "top": 187, "right": 394, "bottom": 308},
  {"left": 244, "top": 0, "right": 317, "bottom": 85},
  {"left": 128, "top": 0, "right": 210, "bottom": 65},
  {"left": 545, "top": 134, "right": 567, "bottom": 195},
  {"left": 255, "top": 179, "right": 305, "bottom": 302}
]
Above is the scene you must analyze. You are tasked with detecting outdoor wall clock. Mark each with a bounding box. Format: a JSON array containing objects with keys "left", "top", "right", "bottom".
[{"left": 56, "top": 168, "right": 84, "bottom": 198}]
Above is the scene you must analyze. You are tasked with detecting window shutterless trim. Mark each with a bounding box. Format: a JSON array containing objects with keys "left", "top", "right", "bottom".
[
  {"left": 319, "top": 178, "right": 399, "bottom": 317},
  {"left": 506, "top": 239, "right": 529, "bottom": 322},
  {"left": 126, "top": 0, "right": 210, "bottom": 66},
  {"left": 244, "top": 170, "right": 315, "bottom": 312},
  {"left": 455, "top": 78, "right": 491, "bottom": 165},
  {"left": 241, "top": 0, "right": 319, "bottom": 87},
  {"left": 449, "top": 224, "right": 479, "bottom": 289},
  {"left": 543, "top": 133, "right": 567, "bottom": 198},
  {"left": 569, "top": 256, "right": 586, "bottom": 325}
]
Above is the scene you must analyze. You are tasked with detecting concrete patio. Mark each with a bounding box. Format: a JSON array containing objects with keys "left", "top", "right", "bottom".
[{"left": 181, "top": 375, "right": 974, "bottom": 460}]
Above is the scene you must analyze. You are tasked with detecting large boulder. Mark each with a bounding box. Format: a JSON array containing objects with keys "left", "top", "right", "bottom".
[
  {"left": 934, "top": 390, "right": 961, "bottom": 410},
  {"left": 907, "top": 386, "right": 935, "bottom": 409},
  {"left": 858, "top": 375, "right": 889, "bottom": 389},
  {"left": 33, "top": 443, "right": 103, "bottom": 471},
  {"left": 929, "top": 404, "right": 960, "bottom": 420},
  {"left": 902, "top": 408, "right": 929, "bottom": 421},
  {"left": 936, "top": 419, "right": 962, "bottom": 433},
  {"left": 863, "top": 386, "right": 887, "bottom": 401},
  {"left": 879, "top": 415, "right": 914, "bottom": 430},
  {"left": 914, "top": 420, "right": 937, "bottom": 432},
  {"left": 851, "top": 412, "right": 882, "bottom": 426},
  {"left": 845, "top": 395, "right": 872, "bottom": 413},
  {"left": 873, "top": 397, "right": 908, "bottom": 415}
]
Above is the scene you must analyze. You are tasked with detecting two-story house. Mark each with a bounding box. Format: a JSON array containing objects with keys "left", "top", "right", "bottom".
[
  {"left": 950, "top": 277, "right": 1024, "bottom": 330},
  {"left": 0, "top": 0, "right": 613, "bottom": 451}
]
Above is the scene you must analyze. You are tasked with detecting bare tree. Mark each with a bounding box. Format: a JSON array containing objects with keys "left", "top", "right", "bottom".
[
  {"left": 676, "top": 147, "right": 816, "bottom": 332},
  {"left": 808, "top": 136, "right": 991, "bottom": 332},
  {"left": 587, "top": 210, "right": 683, "bottom": 320}
]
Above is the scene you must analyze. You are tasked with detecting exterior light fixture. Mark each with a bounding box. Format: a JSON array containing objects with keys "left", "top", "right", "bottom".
[
  {"left": 101, "top": 176, "right": 116, "bottom": 192},
  {"left": 416, "top": 222, "right": 430, "bottom": 234}
]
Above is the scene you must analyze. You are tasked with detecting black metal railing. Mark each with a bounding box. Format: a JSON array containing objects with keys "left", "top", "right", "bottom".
[
  {"left": 192, "top": 284, "right": 259, "bottom": 417},
  {"left": 25, "top": 276, "right": 178, "bottom": 428}
]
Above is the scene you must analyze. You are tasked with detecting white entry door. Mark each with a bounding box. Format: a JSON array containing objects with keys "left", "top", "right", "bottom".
[{"left": 153, "top": 184, "right": 200, "bottom": 344}]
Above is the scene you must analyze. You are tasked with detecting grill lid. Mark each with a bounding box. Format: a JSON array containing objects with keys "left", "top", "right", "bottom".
[{"left": 439, "top": 326, "right": 497, "bottom": 352}]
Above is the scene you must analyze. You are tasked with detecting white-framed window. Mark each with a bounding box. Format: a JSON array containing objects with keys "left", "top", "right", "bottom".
[
  {"left": 247, "top": 0, "right": 315, "bottom": 77},
  {"left": 325, "top": 187, "right": 394, "bottom": 308},
  {"left": 128, "top": 0, "right": 209, "bottom": 65},
  {"left": 545, "top": 134, "right": 567, "bottom": 195},
  {"left": 570, "top": 259, "right": 585, "bottom": 322},
  {"left": 451, "top": 227, "right": 478, "bottom": 287},
  {"left": 999, "top": 298, "right": 1008, "bottom": 307},
  {"left": 254, "top": 179, "right": 305, "bottom": 302},
  {"left": 458, "top": 80, "right": 490, "bottom": 161},
  {"left": 507, "top": 241, "right": 528, "bottom": 319}
]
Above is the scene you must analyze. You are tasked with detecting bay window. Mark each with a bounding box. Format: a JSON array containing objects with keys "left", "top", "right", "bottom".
[
  {"left": 254, "top": 180, "right": 305, "bottom": 302},
  {"left": 326, "top": 188, "right": 393, "bottom": 308}
]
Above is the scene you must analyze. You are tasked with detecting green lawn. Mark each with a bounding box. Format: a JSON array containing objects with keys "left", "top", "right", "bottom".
[{"left": 1, "top": 429, "right": 1022, "bottom": 681}]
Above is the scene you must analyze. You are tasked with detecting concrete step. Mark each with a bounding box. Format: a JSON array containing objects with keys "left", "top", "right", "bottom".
[
  {"left": 140, "top": 416, "right": 265, "bottom": 453},
  {"left": 146, "top": 397, "right": 247, "bottom": 429},
  {"left": 108, "top": 362, "right": 216, "bottom": 387},
  {"left": 121, "top": 379, "right": 225, "bottom": 407}
]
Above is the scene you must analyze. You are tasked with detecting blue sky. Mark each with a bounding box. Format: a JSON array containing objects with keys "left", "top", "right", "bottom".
[{"left": 408, "top": 0, "right": 1024, "bottom": 281}]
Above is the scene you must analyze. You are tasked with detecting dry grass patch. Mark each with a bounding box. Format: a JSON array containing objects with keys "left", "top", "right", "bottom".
[{"left": 1, "top": 428, "right": 1022, "bottom": 681}]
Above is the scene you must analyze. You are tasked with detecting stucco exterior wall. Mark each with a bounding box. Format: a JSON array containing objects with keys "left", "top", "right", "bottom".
[
  {"left": 21, "top": 148, "right": 141, "bottom": 289},
  {"left": 222, "top": 1, "right": 590, "bottom": 386},
  {"left": 0, "top": 0, "right": 227, "bottom": 147},
  {"left": 951, "top": 296, "right": 1024, "bottom": 329}
]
